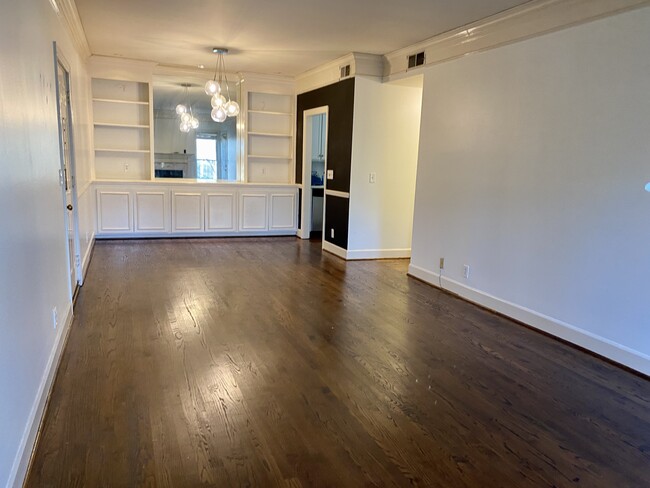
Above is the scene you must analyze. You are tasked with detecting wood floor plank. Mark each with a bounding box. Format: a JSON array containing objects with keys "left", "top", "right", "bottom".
[{"left": 25, "top": 237, "right": 650, "bottom": 487}]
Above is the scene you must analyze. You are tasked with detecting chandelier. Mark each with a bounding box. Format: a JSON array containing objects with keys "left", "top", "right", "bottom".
[
  {"left": 175, "top": 84, "right": 199, "bottom": 133},
  {"left": 205, "top": 48, "right": 240, "bottom": 122}
]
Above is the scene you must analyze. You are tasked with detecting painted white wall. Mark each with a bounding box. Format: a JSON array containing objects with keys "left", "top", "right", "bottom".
[
  {"left": 410, "top": 7, "right": 650, "bottom": 373},
  {"left": 0, "top": 0, "right": 94, "bottom": 486},
  {"left": 348, "top": 76, "right": 422, "bottom": 257}
]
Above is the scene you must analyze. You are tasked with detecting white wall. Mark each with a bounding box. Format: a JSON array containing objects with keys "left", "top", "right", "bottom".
[
  {"left": 410, "top": 7, "right": 650, "bottom": 374},
  {"left": 348, "top": 76, "right": 422, "bottom": 258},
  {"left": 0, "top": 0, "right": 93, "bottom": 486}
]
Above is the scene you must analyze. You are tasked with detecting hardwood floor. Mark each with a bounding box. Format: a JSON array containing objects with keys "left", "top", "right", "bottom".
[{"left": 26, "top": 238, "right": 649, "bottom": 487}]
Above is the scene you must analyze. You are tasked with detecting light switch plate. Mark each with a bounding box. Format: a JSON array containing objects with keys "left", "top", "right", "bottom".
[
  {"left": 327, "top": 169, "right": 334, "bottom": 179},
  {"left": 369, "top": 172, "right": 376, "bottom": 183}
]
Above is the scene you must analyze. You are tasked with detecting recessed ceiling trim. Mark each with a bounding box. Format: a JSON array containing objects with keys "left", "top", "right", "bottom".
[{"left": 384, "top": 0, "right": 650, "bottom": 79}]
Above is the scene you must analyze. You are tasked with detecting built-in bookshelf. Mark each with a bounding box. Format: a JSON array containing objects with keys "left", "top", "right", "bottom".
[
  {"left": 246, "top": 92, "right": 293, "bottom": 183},
  {"left": 91, "top": 78, "right": 152, "bottom": 180}
]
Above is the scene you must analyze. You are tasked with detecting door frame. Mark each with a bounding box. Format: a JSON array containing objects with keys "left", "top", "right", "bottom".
[
  {"left": 299, "top": 106, "right": 328, "bottom": 240},
  {"left": 53, "top": 42, "right": 82, "bottom": 298}
]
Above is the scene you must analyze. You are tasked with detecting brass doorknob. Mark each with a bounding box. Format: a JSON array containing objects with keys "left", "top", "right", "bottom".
[{"left": 66, "top": 204, "right": 73, "bottom": 211}]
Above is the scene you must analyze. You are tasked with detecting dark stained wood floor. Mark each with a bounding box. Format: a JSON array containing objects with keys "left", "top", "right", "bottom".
[{"left": 26, "top": 238, "right": 650, "bottom": 487}]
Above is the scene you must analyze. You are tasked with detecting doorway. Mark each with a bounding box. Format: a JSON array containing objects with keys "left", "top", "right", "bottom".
[
  {"left": 300, "top": 107, "right": 328, "bottom": 241},
  {"left": 54, "top": 44, "right": 81, "bottom": 300}
]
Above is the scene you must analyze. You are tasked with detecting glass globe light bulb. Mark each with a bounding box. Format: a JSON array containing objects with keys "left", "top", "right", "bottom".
[
  {"left": 204, "top": 80, "right": 220, "bottom": 96},
  {"left": 175, "top": 104, "right": 187, "bottom": 115},
  {"left": 211, "top": 107, "right": 227, "bottom": 123},
  {"left": 179, "top": 121, "right": 191, "bottom": 133},
  {"left": 180, "top": 112, "right": 191, "bottom": 123},
  {"left": 190, "top": 117, "right": 199, "bottom": 129},
  {"left": 225, "top": 100, "right": 240, "bottom": 117},
  {"left": 211, "top": 94, "right": 226, "bottom": 108}
]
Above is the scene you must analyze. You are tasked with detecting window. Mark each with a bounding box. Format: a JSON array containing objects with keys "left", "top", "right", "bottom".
[{"left": 196, "top": 132, "right": 237, "bottom": 181}]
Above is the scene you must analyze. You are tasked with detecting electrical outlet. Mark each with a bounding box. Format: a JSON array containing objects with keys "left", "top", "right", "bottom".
[
  {"left": 124, "top": 163, "right": 129, "bottom": 172},
  {"left": 439, "top": 257, "right": 445, "bottom": 270},
  {"left": 327, "top": 169, "right": 334, "bottom": 180},
  {"left": 369, "top": 172, "right": 376, "bottom": 184},
  {"left": 52, "top": 307, "right": 58, "bottom": 329},
  {"left": 330, "top": 228, "right": 335, "bottom": 239},
  {"left": 463, "top": 264, "right": 470, "bottom": 279}
]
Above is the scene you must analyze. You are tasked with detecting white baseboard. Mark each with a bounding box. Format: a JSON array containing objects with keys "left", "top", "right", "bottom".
[
  {"left": 346, "top": 248, "right": 411, "bottom": 260},
  {"left": 322, "top": 240, "right": 348, "bottom": 259},
  {"left": 95, "top": 230, "right": 298, "bottom": 239},
  {"left": 322, "top": 242, "right": 411, "bottom": 261},
  {"left": 79, "top": 234, "right": 95, "bottom": 286},
  {"left": 408, "top": 264, "right": 650, "bottom": 376},
  {"left": 8, "top": 303, "right": 74, "bottom": 488}
]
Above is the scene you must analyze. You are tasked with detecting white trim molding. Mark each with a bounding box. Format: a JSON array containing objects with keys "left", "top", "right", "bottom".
[
  {"left": 8, "top": 303, "right": 74, "bottom": 488},
  {"left": 322, "top": 240, "right": 348, "bottom": 260},
  {"left": 296, "top": 53, "right": 383, "bottom": 94},
  {"left": 347, "top": 248, "right": 411, "bottom": 260},
  {"left": 324, "top": 189, "right": 350, "bottom": 199},
  {"left": 408, "top": 264, "right": 650, "bottom": 376},
  {"left": 384, "top": 0, "right": 650, "bottom": 80},
  {"left": 322, "top": 243, "right": 411, "bottom": 261},
  {"left": 56, "top": 0, "right": 91, "bottom": 59}
]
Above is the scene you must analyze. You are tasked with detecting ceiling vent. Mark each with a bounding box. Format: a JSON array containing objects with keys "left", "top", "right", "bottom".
[
  {"left": 339, "top": 64, "right": 351, "bottom": 79},
  {"left": 407, "top": 51, "right": 425, "bottom": 70}
]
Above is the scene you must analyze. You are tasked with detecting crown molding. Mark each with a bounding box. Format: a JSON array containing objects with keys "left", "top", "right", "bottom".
[
  {"left": 57, "top": 0, "right": 91, "bottom": 58},
  {"left": 384, "top": 0, "right": 650, "bottom": 80},
  {"left": 296, "top": 53, "right": 383, "bottom": 94}
]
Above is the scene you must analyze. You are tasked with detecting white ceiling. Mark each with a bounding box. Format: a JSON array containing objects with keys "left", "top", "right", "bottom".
[{"left": 74, "top": 0, "right": 532, "bottom": 76}]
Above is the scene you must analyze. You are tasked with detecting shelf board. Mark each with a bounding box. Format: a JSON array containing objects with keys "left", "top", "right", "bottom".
[
  {"left": 248, "top": 110, "right": 292, "bottom": 116},
  {"left": 93, "top": 98, "right": 149, "bottom": 105},
  {"left": 95, "top": 148, "right": 150, "bottom": 154},
  {"left": 248, "top": 131, "right": 292, "bottom": 138},
  {"left": 94, "top": 122, "right": 150, "bottom": 129},
  {"left": 248, "top": 154, "right": 292, "bottom": 160}
]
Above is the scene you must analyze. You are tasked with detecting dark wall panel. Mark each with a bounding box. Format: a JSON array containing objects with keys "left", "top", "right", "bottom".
[
  {"left": 324, "top": 195, "right": 349, "bottom": 249},
  {"left": 296, "top": 78, "right": 355, "bottom": 194}
]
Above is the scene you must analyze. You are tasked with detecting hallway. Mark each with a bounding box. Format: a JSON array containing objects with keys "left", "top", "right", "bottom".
[{"left": 26, "top": 238, "right": 649, "bottom": 487}]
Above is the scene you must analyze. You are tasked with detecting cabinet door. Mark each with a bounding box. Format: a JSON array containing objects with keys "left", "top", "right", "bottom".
[
  {"left": 172, "top": 192, "right": 203, "bottom": 232},
  {"left": 205, "top": 192, "right": 236, "bottom": 231},
  {"left": 97, "top": 190, "right": 132, "bottom": 234},
  {"left": 239, "top": 193, "right": 268, "bottom": 231},
  {"left": 135, "top": 191, "right": 169, "bottom": 233},
  {"left": 269, "top": 192, "right": 296, "bottom": 230}
]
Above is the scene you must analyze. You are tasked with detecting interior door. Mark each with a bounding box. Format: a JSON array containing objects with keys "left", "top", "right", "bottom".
[{"left": 55, "top": 46, "right": 81, "bottom": 299}]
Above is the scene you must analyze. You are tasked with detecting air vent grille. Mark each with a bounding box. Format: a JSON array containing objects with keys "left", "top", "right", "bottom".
[
  {"left": 407, "top": 52, "right": 425, "bottom": 69},
  {"left": 340, "top": 64, "right": 351, "bottom": 79}
]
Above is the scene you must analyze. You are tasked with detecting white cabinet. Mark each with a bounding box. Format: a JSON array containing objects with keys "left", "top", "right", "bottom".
[
  {"left": 96, "top": 184, "right": 298, "bottom": 237},
  {"left": 240, "top": 193, "right": 268, "bottom": 230},
  {"left": 206, "top": 193, "right": 236, "bottom": 231},
  {"left": 135, "top": 191, "right": 169, "bottom": 233},
  {"left": 270, "top": 193, "right": 296, "bottom": 230},
  {"left": 172, "top": 192, "right": 203, "bottom": 232},
  {"left": 97, "top": 190, "right": 132, "bottom": 233}
]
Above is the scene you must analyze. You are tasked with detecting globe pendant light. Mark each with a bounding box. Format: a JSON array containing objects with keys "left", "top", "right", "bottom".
[
  {"left": 207, "top": 48, "right": 240, "bottom": 122},
  {"left": 177, "top": 84, "right": 199, "bottom": 133}
]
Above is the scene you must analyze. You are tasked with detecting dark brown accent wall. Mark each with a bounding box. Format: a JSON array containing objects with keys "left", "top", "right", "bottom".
[
  {"left": 296, "top": 78, "right": 355, "bottom": 249},
  {"left": 295, "top": 78, "right": 355, "bottom": 193}
]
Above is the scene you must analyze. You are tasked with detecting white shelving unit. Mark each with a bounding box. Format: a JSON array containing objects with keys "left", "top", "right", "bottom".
[
  {"left": 246, "top": 91, "right": 294, "bottom": 183},
  {"left": 91, "top": 78, "right": 153, "bottom": 180}
]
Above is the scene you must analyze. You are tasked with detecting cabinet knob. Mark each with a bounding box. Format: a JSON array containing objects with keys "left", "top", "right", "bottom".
[{"left": 66, "top": 204, "right": 73, "bottom": 211}]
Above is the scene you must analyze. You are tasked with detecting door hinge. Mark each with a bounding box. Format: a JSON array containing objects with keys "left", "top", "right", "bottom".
[
  {"left": 75, "top": 255, "right": 81, "bottom": 267},
  {"left": 58, "top": 169, "right": 65, "bottom": 186}
]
